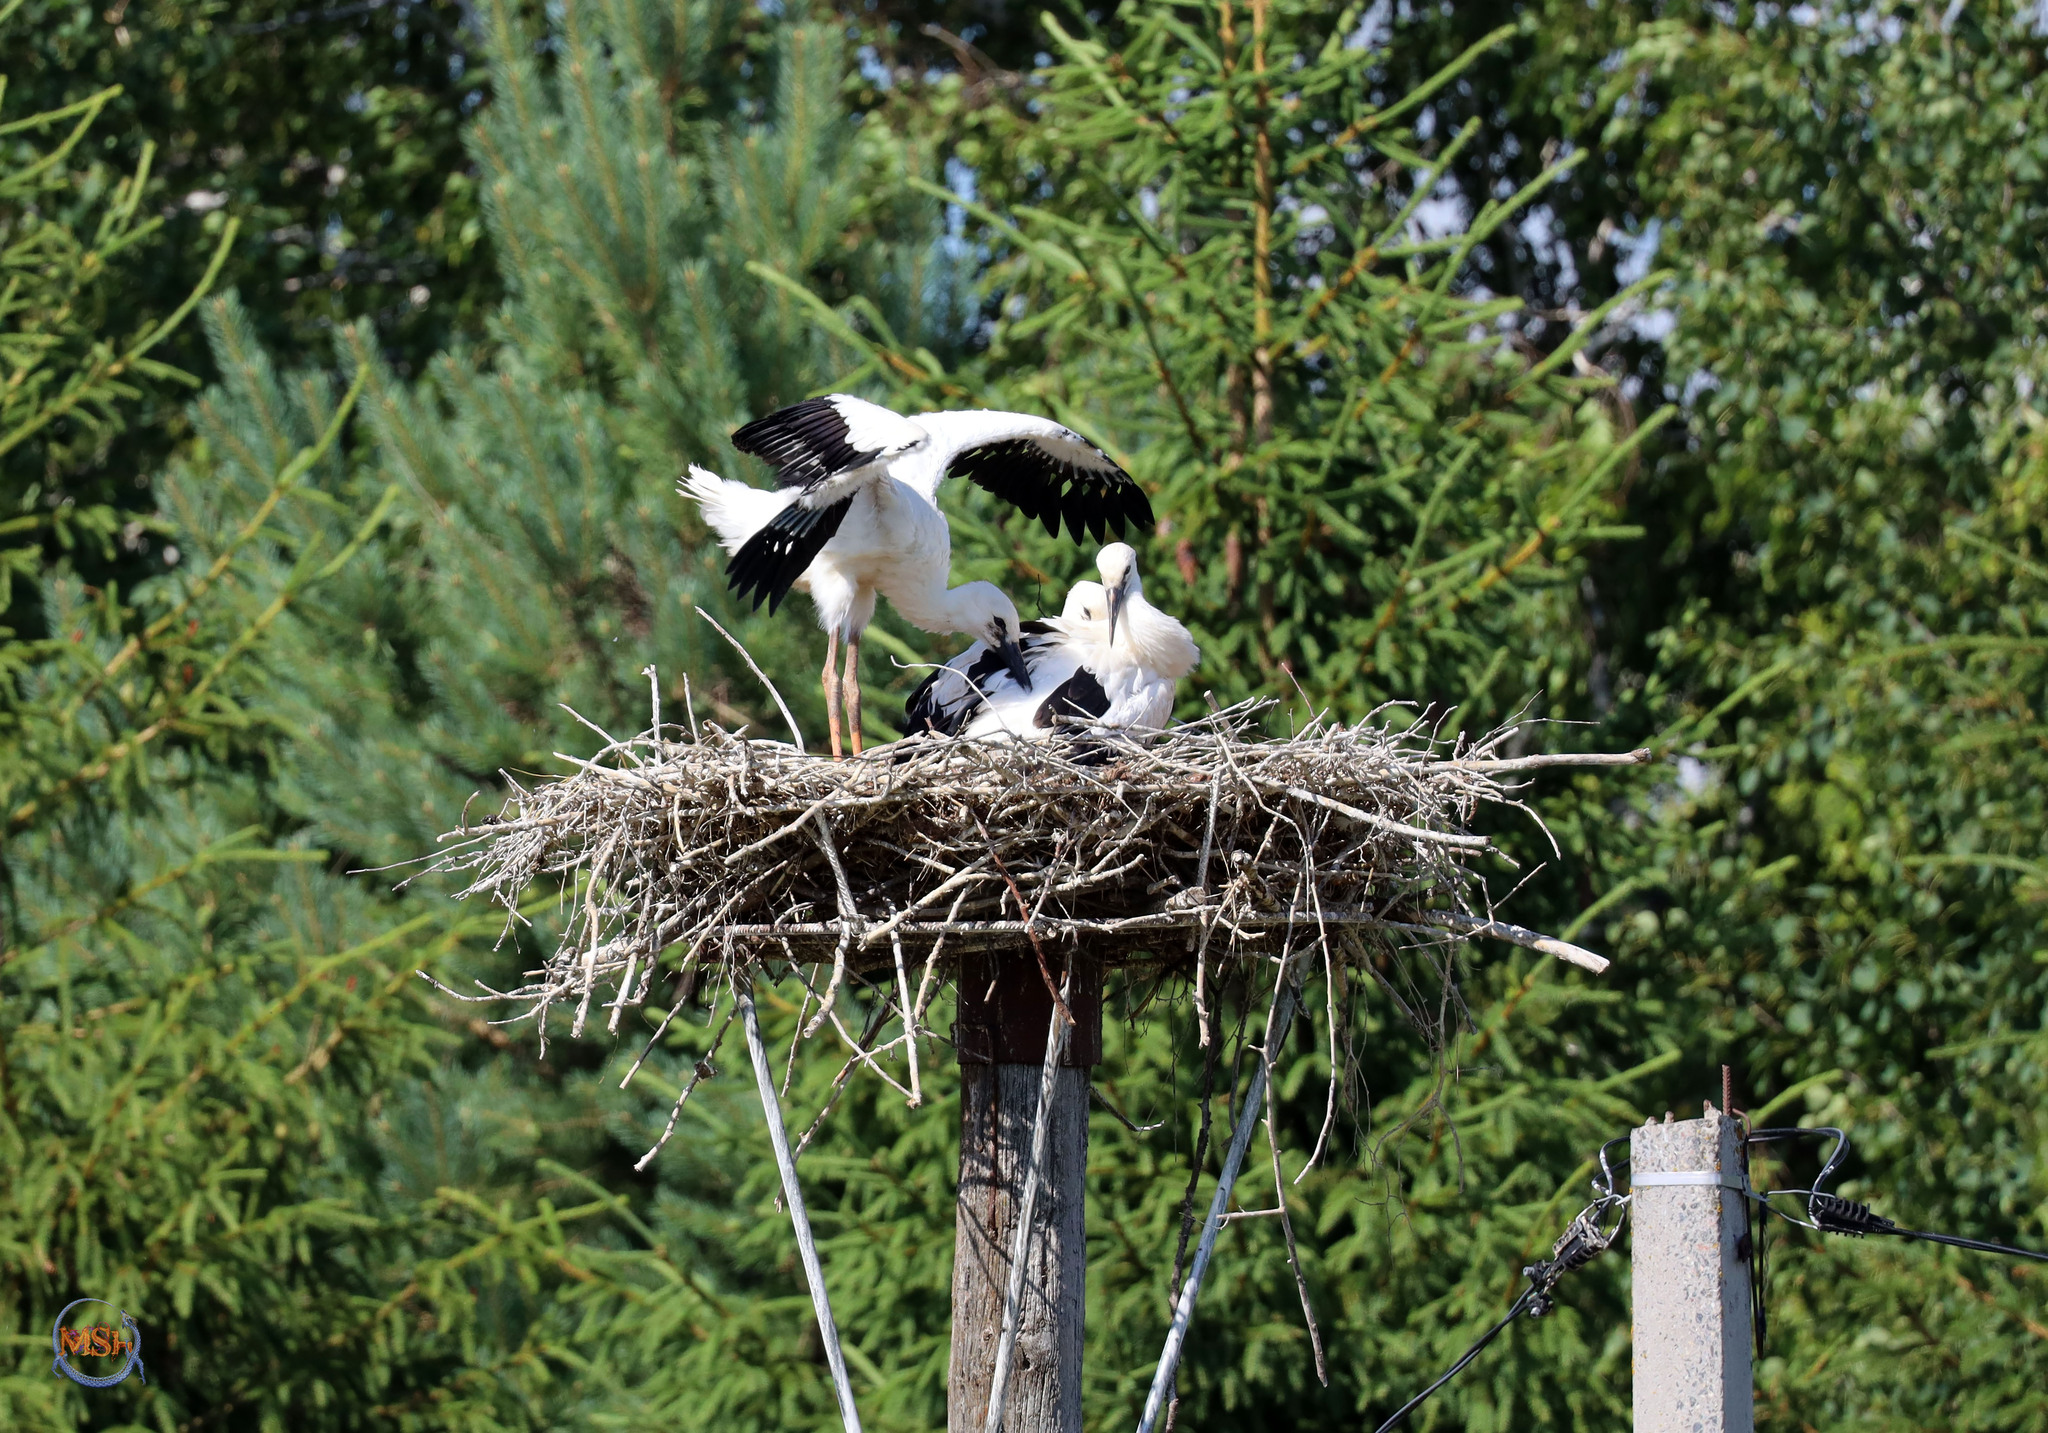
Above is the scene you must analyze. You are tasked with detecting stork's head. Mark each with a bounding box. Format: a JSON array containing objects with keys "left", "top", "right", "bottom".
[
  {"left": 955, "top": 580, "right": 1034, "bottom": 691},
  {"left": 1094, "top": 543, "right": 1142, "bottom": 645},
  {"left": 1060, "top": 580, "right": 1109, "bottom": 624}
]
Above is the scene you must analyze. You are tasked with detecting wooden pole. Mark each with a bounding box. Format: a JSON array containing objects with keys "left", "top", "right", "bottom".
[{"left": 949, "top": 948, "right": 1102, "bottom": 1433}]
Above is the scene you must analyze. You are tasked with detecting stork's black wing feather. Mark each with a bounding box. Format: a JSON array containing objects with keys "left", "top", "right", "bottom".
[
  {"left": 900, "top": 643, "right": 1002, "bottom": 738},
  {"left": 1033, "top": 668, "right": 1111, "bottom": 730},
  {"left": 903, "top": 624, "right": 1065, "bottom": 738},
  {"left": 948, "top": 439, "right": 1154, "bottom": 544},
  {"left": 732, "top": 398, "right": 880, "bottom": 490},
  {"left": 726, "top": 496, "right": 853, "bottom": 613},
  {"left": 900, "top": 667, "right": 951, "bottom": 738}
]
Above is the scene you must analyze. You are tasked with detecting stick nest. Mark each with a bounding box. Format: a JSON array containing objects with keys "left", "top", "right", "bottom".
[{"left": 426, "top": 696, "right": 1645, "bottom": 1053}]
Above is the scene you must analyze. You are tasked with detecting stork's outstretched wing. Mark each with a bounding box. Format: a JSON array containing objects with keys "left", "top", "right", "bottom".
[
  {"left": 725, "top": 395, "right": 925, "bottom": 610},
  {"left": 729, "top": 396, "right": 1153, "bottom": 557},
  {"left": 918, "top": 410, "right": 1154, "bottom": 544},
  {"left": 731, "top": 395, "right": 925, "bottom": 494},
  {"left": 726, "top": 497, "right": 852, "bottom": 615}
]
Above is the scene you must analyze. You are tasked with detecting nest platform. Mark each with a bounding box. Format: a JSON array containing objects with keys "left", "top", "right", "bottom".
[
  {"left": 422, "top": 686, "right": 1654, "bottom": 1433},
  {"left": 427, "top": 699, "right": 1648, "bottom": 1045}
]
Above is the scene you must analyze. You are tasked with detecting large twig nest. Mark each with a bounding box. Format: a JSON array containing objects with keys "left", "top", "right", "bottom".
[{"left": 424, "top": 694, "right": 1647, "bottom": 1049}]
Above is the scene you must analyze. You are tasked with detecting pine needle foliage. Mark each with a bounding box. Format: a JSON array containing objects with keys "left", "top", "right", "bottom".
[
  {"left": 2, "top": 66, "right": 710, "bottom": 1432},
  {"left": 0, "top": 51, "right": 235, "bottom": 622},
  {"left": 772, "top": 0, "right": 1666, "bottom": 734},
  {"left": 1560, "top": 4, "right": 2048, "bottom": 1423}
]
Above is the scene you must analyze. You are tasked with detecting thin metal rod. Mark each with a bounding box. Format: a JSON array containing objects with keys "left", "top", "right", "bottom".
[
  {"left": 982, "top": 972, "right": 1073, "bottom": 1433},
  {"left": 1136, "top": 979, "right": 1301, "bottom": 1433},
  {"left": 739, "top": 983, "right": 863, "bottom": 1433},
  {"left": 1264, "top": 1043, "right": 1326, "bottom": 1384}
]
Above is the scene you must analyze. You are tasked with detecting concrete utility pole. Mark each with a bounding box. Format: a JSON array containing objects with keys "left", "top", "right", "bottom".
[
  {"left": 948, "top": 950, "right": 1102, "bottom": 1433},
  {"left": 1631, "top": 1107, "right": 1754, "bottom": 1433}
]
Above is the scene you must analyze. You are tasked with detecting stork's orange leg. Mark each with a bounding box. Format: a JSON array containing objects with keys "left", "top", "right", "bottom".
[
  {"left": 822, "top": 628, "right": 843, "bottom": 759},
  {"left": 844, "top": 631, "right": 864, "bottom": 756}
]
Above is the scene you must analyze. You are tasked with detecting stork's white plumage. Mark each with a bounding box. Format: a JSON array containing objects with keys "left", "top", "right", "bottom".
[
  {"left": 683, "top": 394, "right": 1152, "bottom": 757},
  {"left": 903, "top": 544, "right": 1199, "bottom": 749},
  {"left": 683, "top": 463, "right": 1028, "bottom": 758}
]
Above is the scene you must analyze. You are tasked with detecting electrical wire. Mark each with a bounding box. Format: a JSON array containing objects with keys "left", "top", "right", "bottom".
[
  {"left": 1379, "top": 1115, "right": 2045, "bottom": 1433},
  {"left": 1373, "top": 1191, "right": 1628, "bottom": 1432},
  {"left": 1745, "top": 1125, "right": 2048, "bottom": 1261},
  {"left": 1747, "top": 1151, "right": 1770, "bottom": 1354},
  {"left": 1373, "top": 1291, "right": 1537, "bottom": 1433},
  {"left": 1807, "top": 1192, "right": 2048, "bottom": 1261}
]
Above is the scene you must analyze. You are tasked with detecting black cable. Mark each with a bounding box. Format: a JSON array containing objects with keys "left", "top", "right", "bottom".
[
  {"left": 1899, "top": 1228, "right": 2048, "bottom": 1261},
  {"left": 1746, "top": 1126, "right": 2048, "bottom": 1262},
  {"left": 1373, "top": 1193, "right": 1628, "bottom": 1432},
  {"left": 1596, "top": 1135, "right": 1631, "bottom": 1199},
  {"left": 1809, "top": 1192, "right": 2048, "bottom": 1261},
  {"left": 1373, "top": 1291, "right": 1536, "bottom": 1433},
  {"left": 1746, "top": 1144, "right": 1769, "bottom": 1356}
]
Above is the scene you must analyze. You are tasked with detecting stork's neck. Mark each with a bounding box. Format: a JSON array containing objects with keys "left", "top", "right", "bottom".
[
  {"left": 1118, "top": 587, "right": 1201, "bottom": 678},
  {"left": 890, "top": 574, "right": 989, "bottom": 638}
]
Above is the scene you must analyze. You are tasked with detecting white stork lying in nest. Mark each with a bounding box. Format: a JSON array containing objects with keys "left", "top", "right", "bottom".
[
  {"left": 901, "top": 543, "right": 1199, "bottom": 750},
  {"left": 682, "top": 395, "right": 1152, "bottom": 758}
]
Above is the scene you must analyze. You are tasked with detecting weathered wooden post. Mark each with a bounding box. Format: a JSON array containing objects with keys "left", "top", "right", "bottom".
[
  {"left": 1631, "top": 1107, "right": 1753, "bottom": 1433},
  {"left": 948, "top": 947, "right": 1102, "bottom": 1433}
]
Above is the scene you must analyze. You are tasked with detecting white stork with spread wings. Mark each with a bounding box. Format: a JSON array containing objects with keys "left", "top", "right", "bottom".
[
  {"left": 682, "top": 395, "right": 1152, "bottom": 757},
  {"left": 903, "top": 544, "right": 1199, "bottom": 749}
]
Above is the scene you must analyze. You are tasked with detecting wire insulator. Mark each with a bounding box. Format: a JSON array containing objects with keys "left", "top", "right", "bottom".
[{"left": 1810, "top": 1193, "right": 1898, "bottom": 1238}]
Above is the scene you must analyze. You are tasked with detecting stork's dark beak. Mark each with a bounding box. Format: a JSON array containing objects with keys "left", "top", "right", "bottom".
[
  {"left": 1106, "top": 575, "right": 1130, "bottom": 647},
  {"left": 1000, "top": 635, "right": 1033, "bottom": 691}
]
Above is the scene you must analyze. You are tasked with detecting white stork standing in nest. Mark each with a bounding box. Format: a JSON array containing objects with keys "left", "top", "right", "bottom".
[
  {"left": 902, "top": 543, "right": 1199, "bottom": 748},
  {"left": 682, "top": 395, "right": 1153, "bottom": 758}
]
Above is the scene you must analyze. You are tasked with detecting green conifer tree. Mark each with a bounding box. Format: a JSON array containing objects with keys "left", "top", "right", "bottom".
[
  {"left": 1, "top": 72, "right": 443, "bottom": 1429},
  {"left": 4, "top": 51, "right": 700, "bottom": 1433},
  {"left": 1564, "top": 5, "right": 2048, "bottom": 1423}
]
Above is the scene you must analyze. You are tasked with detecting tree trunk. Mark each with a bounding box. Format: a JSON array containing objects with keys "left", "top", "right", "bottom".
[{"left": 948, "top": 949, "right": 1101, "bottom": 1433}]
